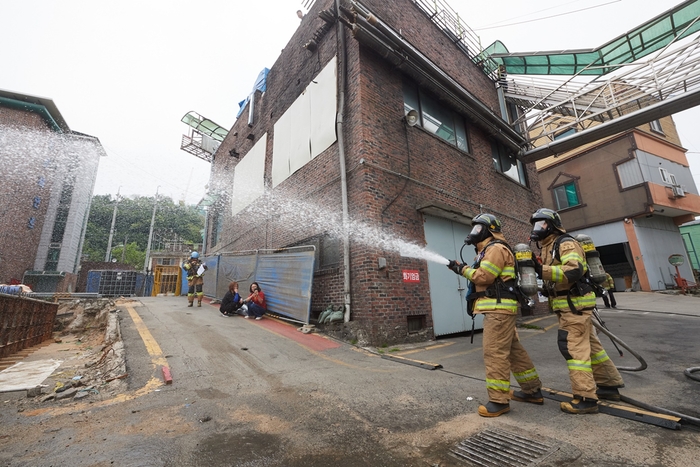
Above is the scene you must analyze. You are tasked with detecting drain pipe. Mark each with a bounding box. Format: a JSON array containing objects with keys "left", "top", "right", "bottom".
[{"left": 335, "top": 0, "right": 352, "bottom": 323}]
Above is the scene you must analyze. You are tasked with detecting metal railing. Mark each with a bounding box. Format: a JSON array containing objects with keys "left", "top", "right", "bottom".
[{"left": 410, "top": 0, "right": 499, "bottom": 79}]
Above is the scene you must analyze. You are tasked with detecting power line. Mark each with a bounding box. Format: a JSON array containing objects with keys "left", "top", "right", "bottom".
[
  {"left": 475, "top": 0, "right": 583, "bottom": 29},
  {"left": 473, "top": 0, "right": 622, "bottom": 31}
]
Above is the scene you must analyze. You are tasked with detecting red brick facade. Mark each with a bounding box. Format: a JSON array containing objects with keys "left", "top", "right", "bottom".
[
  {"left": 206, "top": 0, "right": 544, "bottom": 344},
  {"left": 0, "top": 108, "right": 55, "bottom": 285}
]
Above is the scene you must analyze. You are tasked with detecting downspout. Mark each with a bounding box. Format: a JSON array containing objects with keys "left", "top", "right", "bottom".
[{"left": 336, "top": 0, "right": 351, "bottom": 323}]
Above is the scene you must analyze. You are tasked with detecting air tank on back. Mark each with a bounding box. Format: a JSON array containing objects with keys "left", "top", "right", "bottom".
[
  {"left": 513, "top": 243, "right": 538, "bottom": 296},
  {"left": 575, "top": 234, "right": 607, "bottom": 284}
]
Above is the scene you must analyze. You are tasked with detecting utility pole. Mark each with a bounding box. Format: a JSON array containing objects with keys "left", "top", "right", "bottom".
[
  {"left": 143, "top": 187, "right": 159, "bottom": 273},
  {"left": 121, "top": 234, "right": 129, "bottom": 263},
  {"left": 105, "top": 187, "right": 121, "bottom": 262}
]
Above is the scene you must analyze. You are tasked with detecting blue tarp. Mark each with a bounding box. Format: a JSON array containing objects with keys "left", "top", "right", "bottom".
[{"left": 236, "top": 68, "right": 270, "bottom": 118}]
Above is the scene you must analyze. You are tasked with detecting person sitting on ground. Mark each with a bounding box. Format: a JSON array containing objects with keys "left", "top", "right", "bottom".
[
  {"left": 220, "top": 281, "right": 246, "bottom": 317},
  {"left": 243, "top": 282, "right": 266, "bottom": 320}
]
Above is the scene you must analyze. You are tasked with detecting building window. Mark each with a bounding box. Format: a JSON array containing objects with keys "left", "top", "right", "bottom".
[
  {"left": 45, "top": 246, "right": 60, "bottom": 271},
  {"left": 28, "top": 217, "right": 36, "bottom": 229},
  {"left": 650, "top": 119, "right": 664, "bottom": 134},
  {"left": 38, "top": 176, "right": 46, "bottom": 188},
  {"left": 403, "top": 79, "right": 469, "bottom": 152},
  {"left": 553, "top": 182, "right": 580, "bottom": 210},
  {"left": 33, "top": 196, "right": 41, "bottom": 209},
  {"left": 492, "top": 141, "right": 528, "bottom": 185},
  {"left": 659, "top": 167, "right": 677, "bottom": 185}
]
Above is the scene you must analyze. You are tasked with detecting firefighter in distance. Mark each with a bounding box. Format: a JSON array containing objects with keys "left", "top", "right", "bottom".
[{"left": 183, "top": 251, "right": 207, "bottom": 307}]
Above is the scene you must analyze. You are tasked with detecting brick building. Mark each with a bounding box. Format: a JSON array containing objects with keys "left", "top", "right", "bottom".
[
  {"left": 202, "top": 0, "right": 544, "bottom": 344},
  {"left": 0, "top": 89, "right": 105, "bottom": 292}
]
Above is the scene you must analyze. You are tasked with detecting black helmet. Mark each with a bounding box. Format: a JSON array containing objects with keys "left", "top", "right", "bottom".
[
  {"left": 529, "top": 208, "right": 564, "bottom": 241},
  {"left": 466, "top": 213, "right": 502, "bottom": 245}
]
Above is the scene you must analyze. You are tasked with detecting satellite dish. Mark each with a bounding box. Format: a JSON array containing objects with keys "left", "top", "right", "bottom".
[{"left": 405, "top": 109, "right": 419, "bottom": 127}]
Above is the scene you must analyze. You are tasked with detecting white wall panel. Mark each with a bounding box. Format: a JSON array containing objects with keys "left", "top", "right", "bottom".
[
  {"left": 272, "top": 111, "right": 291, "bottom": 188},
  {"left": 289, "top": 90, "right": 311, "bottom": 174},
  {"left": 310, "top": 56, "right": 338, "bottom": 159},
  {"left": 271, "top": 56, "right": 338, "bottom": 188},
  {"left": 231, "top": 134, "right": 267, "bottom": 216}
]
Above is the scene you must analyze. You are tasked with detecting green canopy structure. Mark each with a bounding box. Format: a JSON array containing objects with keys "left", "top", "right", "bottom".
[
  {"left": 181, "top": 111, "right": 228, "bottom": 142},
  {"left": 489, "top": 0, "right": 700, "bottom": 75}
]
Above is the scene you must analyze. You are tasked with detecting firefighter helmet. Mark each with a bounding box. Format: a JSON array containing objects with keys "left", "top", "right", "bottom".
[
  {"left": 466, "top": 213, "right": 502, "bottom": 245},
  {"left": 529, "top": 208, "right": 565, "bottom": 241}
]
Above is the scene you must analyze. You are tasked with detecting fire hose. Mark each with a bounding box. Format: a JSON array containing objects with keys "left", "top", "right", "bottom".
[
  {"left": 591, "top": 308, "right": 700, "bottom": 428},
  {"left": 591, "top": 307, "right": 647, "bottom": 372}
]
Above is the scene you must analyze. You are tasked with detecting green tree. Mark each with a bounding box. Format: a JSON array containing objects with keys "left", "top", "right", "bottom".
[
  {"left": 83, "top": 194, "right": 205, "bottom": 265},
  {"left": 109, "top": 242, "right": 146, "bottom": 270}
]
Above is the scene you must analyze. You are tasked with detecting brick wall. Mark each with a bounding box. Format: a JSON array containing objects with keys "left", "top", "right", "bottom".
[{"left": 0, "top": 109, "right": 55, "bottom": 284}]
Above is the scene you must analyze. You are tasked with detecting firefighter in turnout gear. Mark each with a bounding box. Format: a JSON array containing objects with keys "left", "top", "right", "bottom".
[
  {"left": 183, "top": 251, "right": 207, "bottom": 307},
  {"left": 448, "top": 213, "right": 543, "bottom": 417},
  {"left": 529, "top": 208, "right": 624, "bottom": 414}
]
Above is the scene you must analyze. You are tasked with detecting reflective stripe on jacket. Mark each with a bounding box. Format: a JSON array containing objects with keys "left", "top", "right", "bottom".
[{"left": 462, "top": 233, "right": 518, "bottom": 314}]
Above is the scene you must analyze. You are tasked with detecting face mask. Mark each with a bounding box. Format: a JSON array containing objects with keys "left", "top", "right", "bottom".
[
  {"left": 465, "top": 224, "right": 487, "bottom": 245},
  {"left": 530, "top": 220, "right": 549, "bottom": 241}
]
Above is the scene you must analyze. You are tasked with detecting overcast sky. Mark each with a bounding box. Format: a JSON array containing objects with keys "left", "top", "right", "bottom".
[{"left": 2, "top": 0, "right": 699, "bottom": 205}]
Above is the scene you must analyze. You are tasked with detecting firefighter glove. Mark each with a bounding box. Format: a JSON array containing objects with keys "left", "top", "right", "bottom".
[{"left": 447, "top": 260, "right": 463, "bottom": 275}]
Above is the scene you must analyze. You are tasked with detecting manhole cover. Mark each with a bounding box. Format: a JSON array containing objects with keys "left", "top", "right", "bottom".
[{"left": 450, "top": 428, "right": 558, "bottom": 466}]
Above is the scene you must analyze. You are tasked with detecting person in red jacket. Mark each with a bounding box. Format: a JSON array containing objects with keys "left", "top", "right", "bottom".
[{"left": 243, "top": 282, "right": 267, "bottom": 320}]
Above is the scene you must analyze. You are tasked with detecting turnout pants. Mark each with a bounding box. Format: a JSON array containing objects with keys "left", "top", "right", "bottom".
[
  {"left": 602, "top": 289, "right": 617, "bottom": 308},
  {"left": 187, "top": 277, "right": 204, "bottom": 304},
  {"left": 557, "top": 311, "right": 624, "bottom": 399},
  {"left": 482, "top": 313, "right": 542, "bottom": 404}
]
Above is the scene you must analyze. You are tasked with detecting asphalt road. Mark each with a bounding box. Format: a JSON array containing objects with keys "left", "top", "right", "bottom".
[{"left": 0, "top": 291, "right": 699, "bottom": 466}]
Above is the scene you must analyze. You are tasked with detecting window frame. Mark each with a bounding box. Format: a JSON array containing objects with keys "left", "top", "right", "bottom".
[
  {"left": 403, "top": 78, "right": 470, "bottom": 153},
  {"left": 491, "top": 141, "right": 529, "bottom": 186},
  {"left": 552, "top": 180, "right": 581, "bottom": 210},
  {"left": 649, "top": 119, "right": 664, "bottom": 134},
  {"left": 659, "top": 167, "right": 678, "bottom": 185}
]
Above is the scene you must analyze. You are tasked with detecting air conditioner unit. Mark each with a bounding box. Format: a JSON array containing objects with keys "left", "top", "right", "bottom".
[{"left": 672, "top": 185, "right": 685, "bottom": 197}]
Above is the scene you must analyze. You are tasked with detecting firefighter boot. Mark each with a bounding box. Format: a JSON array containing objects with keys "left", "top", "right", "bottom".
[
  {"left": 510, "top": 389, "right": 544, "bottom": 405},
  {"left": 197, "top": 300, "right": 202, "bottom": 307},
  {"left": 188, "top": 300, "right": 194, "bottom": 307},
  {"left": 596, "top": 386, "right": 621, "bottom": 401},
  {"left": 478, "top": 401, "right": 510, "bottom": 418},
  {"left": 560, "top": 396, "right": 598, "bottom": 414}
]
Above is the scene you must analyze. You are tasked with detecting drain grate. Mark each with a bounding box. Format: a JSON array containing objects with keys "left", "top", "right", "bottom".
[{"left": 450, "top": 429, "right": 558, "bottom": 466}]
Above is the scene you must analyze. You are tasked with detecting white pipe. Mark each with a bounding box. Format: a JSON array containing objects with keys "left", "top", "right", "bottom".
[{"left": 336, "top": 0, "right": 352, "bottom": 323}]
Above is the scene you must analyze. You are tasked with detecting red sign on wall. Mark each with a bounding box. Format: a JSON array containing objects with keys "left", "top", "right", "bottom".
[{"left": 402, "top": 270, "right": 420, "bottom": 282}]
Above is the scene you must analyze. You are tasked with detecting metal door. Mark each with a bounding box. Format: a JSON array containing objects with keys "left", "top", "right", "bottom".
[{"left": 424, "top": 215, "right": 483, "bottom": 336}]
